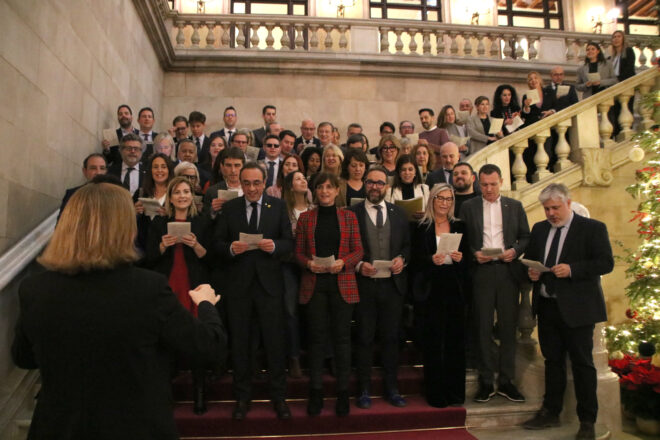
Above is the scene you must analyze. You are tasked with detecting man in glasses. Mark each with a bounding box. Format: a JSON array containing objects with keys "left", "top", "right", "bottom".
[
  {"left": 169, "top": 115, "right": 190, "bottom": 147},
  {"left": 107, "top": 133, "right": 146, "bottom": 197},
  {"left": 258, "top": 135, "right": 283, "bottom": 188},
  {"left": 350, "top": 166, "right": 411, "bottom": 410}
]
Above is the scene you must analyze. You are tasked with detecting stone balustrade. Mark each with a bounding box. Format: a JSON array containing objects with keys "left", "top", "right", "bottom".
[{"left": 467, "top": 67, "right": 659, "bottom": 194}]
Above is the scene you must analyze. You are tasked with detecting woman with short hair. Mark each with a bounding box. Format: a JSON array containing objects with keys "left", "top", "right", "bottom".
[
  {"left": 340, "top": 149, "right": 369, "bottom": 206},
  {"left": 378, "top": 134, "right": 401, "bottom": 177}
]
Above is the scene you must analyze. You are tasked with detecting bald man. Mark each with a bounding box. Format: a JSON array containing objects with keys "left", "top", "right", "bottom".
[
  {"left": 295, "top": 119, "right": 321, "bottom": 152},
  {"left": 426, "top": 142, "right": 460, "bottom": 187}
]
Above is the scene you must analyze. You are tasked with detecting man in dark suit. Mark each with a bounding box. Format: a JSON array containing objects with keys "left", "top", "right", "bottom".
[
  {"left": 258, "top": 135, "right": 283, "bottom": 188},
  {"left": 252, "top": 104, "right": 277, "bottom": 149},
  {"left": 541, "top": 66, "right": 579, "bottom": 117},
  {"left": 101, "top": 104, "right": 139, "bottom": 166},
  {"left": 350, "top": 166, "right": 411, "bottom": 409},
  {"left": 58, "top": 153, "right": 108, "bottom": 222},
  {"left": 137, "top": 107, "right": 158, "bottom": 149},
  {"left": 213, "top": 162, "right": 293, "bottom": 420},
  {"left": 426, "top": 144, "right": 480, "bottom": 194},
  {"left": 203, "top": 147, "right": 245, "bottom": 217},
  {"left": 210, "top": 106, "right": 238, "bottom": 143},
  {"left": 522, "top": 184, "right": 613, "bottom": 440},
  {"left": 107, "top": 133, "right": 147, "bottom": 198},
  {"left": 188, "top": 111, "right": 212, "bottom": 161},
  {"left": 460, "top": 164, "right": 530, "bottom": 404},
  {"left": 295, "top": 119, "right": 321, "bottom": 153}
]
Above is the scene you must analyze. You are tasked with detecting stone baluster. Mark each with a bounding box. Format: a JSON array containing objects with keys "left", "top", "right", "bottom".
[
  {"left": 280, "top": 23, "right": 291, "bottom": 50},
  {"left": 502, "top": 34, "right": 513, "bottom": 59},
  {"left": 205, "top": 21, "right": 216, "bottom": 49},
  {"left": 553, "top": 119, "right": 573, "bottom": 172},
  {"left": 636, "top": 80, "right": 655, "bottom": 130},
  {"left": 309, "top": 25, "right": 320, "bottom": 51},
  {"left": 249, "top": 23, "right": 260, "bottom": 49},
  {"left": 294, "top": 24, "right": 305, "bottom": 51},
  {"left": 323, "top": 25, "right": 333, "bottom": 50},
  {"left": 220, "top": 21, "right": 230, "bottom": 48},
  {"left": 394, "top": 28, "right": 404, "bottom": 54},
  {"left": 463, "top": 32, "right": 472, "bottom": 57},
  {"left": 532, "top": 129, "right": 551, "bottom": 182},
  {"left": 422, "top": 30, "right": 431, "bottom": 55},
  {"left": 511, "top": 140, "right": 529, "bottom": 190},
  {"left": 576, "top": 40, "right": 586, "bottom": 63},
  {"left": 565, "top": 38, "right": 575, "bottom": 62},
  {"left": 175, "top": 21, "right": 185, "bottom": 48},
  {"left": 449, "top": 32, "right": 459, "bottom": 55},
  {"left": 650, "top": 44, "right": 657, "bottom": 68},
  {"left": 616, "top": 90, "right": 635, "bottom": 142},
  {"left": 476, "top": 33, "right": 485, "bottom": 57},
  {"left": 489, "top": 34, "right": 500, "bottom": 58},
  {"left": 638, "top": 44, "right": 648, "bottom": 69},
  {"left": 527, "top": 36, "right": 537, "bottom": 61},
  {"left": 191, "top": 21, "right": 201, "bottom": 48},
  {"left": 338, "top": 25, "right": 348, "bottom": 51},
  {"left": 597, "top": 100, "right": 615, "bottom": 147},
  {"left": 264, "top": 23, "right": 275, "bottom": 50},
  {"left": 408, "top": 28, "right": 418, "bottom": 54},
  {"left": 236, "top": 22, "right": 246, "bottom": 48},
  {"left": 517, "top": 283, "right": 537, "bottom": 358},
  {"left": 380, "top": 27, "right": 390, "bottom": 54},
  {"left": 436, "top": 31, "right": 445, "bottom": 55},
  {"left": 514, "top": 35, "right": 524, "bottom": 59}
]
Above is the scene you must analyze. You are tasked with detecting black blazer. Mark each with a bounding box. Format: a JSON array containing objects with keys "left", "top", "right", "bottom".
[
  {"left": 295, "top": 136, "right": 321, "bottom": 152},
  {"left": 57, "top": 185, "right": 82, "bottom": 222},
  {"left": 12, "top": 267, "right": 225, "bottom": 440},
  {"left": 542, "top": 84, "right": 579, "bottom": 113},
  {"left": 526, "top": 214, "right": 613, "bottom": 328},
  {"left": 107, "top": 161, "right": 147, "bottom": 199},
  {"left": 252, "top": 127, "right": 267, "bottom": 149},
  {"left": 103, "top": 128, "right": 140, "bottom": 166},
  {"left": 411, "top": 219, "right": 469, "bottom": 302},
  {"left": 195, "top": 135, "right": 212, "bottom": 164},
  {"left": 426, "top": 169, "right": 480, "bottom": 194},
  {"left": 349, "top": 202, "right": 411, "bottom": 295},
  {"left": 212, "top": 195, "right": 293, "bottom": 297},
  {"left": 146, "top": 215, "right": 211, "bottom": 288},
  {"left": 609, "top": 47, "right": 636, "bottom": 82}
]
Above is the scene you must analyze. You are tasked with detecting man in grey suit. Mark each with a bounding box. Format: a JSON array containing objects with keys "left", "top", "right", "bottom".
[
  {"left": 231, "top": 131, "right": 260, "bottom": 163},
  {"left": 460, "top": 164, "right": 530, "bottom": 403}
]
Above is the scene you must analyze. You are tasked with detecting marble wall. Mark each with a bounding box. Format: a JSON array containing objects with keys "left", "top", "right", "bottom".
[{"left": 0, "top": 0, "right": 164, "bottom": 254}]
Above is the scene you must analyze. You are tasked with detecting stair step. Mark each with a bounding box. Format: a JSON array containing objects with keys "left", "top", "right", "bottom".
[
  {"left": 182, "top": 427, "right": 478, "bottom": 440},
  {"left": 174, "top": 396, "right": 466, "bottom": 437},
  {"left": 464, "top": 398, "right": 542, "bottom": 429}
]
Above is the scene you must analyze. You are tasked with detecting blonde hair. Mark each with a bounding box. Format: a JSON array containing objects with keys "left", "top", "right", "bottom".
[
  {"left": 164, "top": 176, "right": 198, "bottom": 218},
  {"left": 321, "top": 143, "right": 344, "bottom": 175},
  {"left": 39, "top": 183, "right": 137, "bottom": 273},
  {"left": 153, "top": 133, "right": 177, "bottom": 161},
  {"left": 174, "top": 161, "right": 200, "bottom": 182},
  {"left": 419, "top": 183, "right": 455, "bottom": 227}
]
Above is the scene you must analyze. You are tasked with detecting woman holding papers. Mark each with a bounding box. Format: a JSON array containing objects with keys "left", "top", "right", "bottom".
[
  {"left": 491, "top": 84, "right": 522, "bottom": 136},
  {"left": 521, "top": 72, "right": 554, "bottom": 182},
  {"left": 466, "top": 96, "right": 503, "bottom": 154},
  {"left": 385, "top": 154, "right": 428, "bottom": 222},
  {"left": 340, "top": 149, "right": 368, "bottom": 206},
  {"left": 576, "top": 41, "right": 616, "bottom": 99},
  {"left": 295, "top": 172, "right": 363, "bottom": 417},
  {"left": 412, "top": 143, "right": 435, "bottom": 183},
  {"left": 439, "top": 105, "right": 469, "bottom": 157},
  {"left": 146, "top": 176, "right": 213, "bottom": 415},
  {"left": 412, "top": 183, "right": 468, "bottom": 408}
]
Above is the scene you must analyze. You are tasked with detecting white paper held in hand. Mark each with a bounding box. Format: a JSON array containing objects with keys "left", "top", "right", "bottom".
[
  {"left": 312, "top": 255, "right": 336, "bottom": 269},
  {"left": 239, "top": 232, "right": 263, "bottom": 251},
  {"left": 489, "top": 118, "right": 504, "bottom": 135},
  {"left": 167, "top": 222, "right": 191, "bottom": 242},
  {"left": 371, "top": 260, "right": 393, "bottom": 278}
]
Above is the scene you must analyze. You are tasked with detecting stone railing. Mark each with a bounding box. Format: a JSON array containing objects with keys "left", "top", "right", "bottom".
[{"left": 467, "top": 67, "right": 659, "bottom": 194}]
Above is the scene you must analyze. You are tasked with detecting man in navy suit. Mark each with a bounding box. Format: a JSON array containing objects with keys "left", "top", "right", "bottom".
[
  {"left": 189, "top": 110, "right": 212, "bottom": 160},
  {"left": 210, "top": 106, "right": 238, "bottom": 143},
  {"left": 541, "top": 67, "right": 579, "bottom": 117},
  {"left": 101, "top": 104, "right": 138, "bottom": 166},
  {"left": 213, "top": 162, "right": 293, "bottom": 421},
  {"left": 107, "top": 133, "right": 147, "bottom": 198},
  {"left": 522, "top": 183, "right": 613, "bottom": 440},
  {"left": 58, "top": 153, "right": 108, "bottom": 221}
]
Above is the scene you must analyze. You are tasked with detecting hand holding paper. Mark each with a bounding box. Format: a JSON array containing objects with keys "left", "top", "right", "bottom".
[
  {"left": 167, "top": 222, "right": 191, "bottom": 242},
  {"left": 489, "top": 118, "right": 504, "bottom": 135},
  {"left": 371, "top": 260, "right": 393, "bottom": 278},
  {"left": 239, "top": 232, "right": 263, "bottom": 251}
]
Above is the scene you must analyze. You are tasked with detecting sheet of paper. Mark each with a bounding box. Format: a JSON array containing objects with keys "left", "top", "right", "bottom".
[
  {"left": 218, "top": 189, "right": 239, "bottom": 200},
  {"left": 488, "top": 118, "right": 504, "bottom": 135},
  {"left": 371, "top": 260, "right": 393, "bottom": 278},
  {"left": 526, "top": 89, "right": 540, "bottom": 106},
  {"left": 394, "top": 197, "right": 423, "bottom": 221},
  {"left": 436, "top": 233, "right": 463, "bottom": 255},
  {"left": 350, "top": 197, "right": 365, "bottom": 207},
  {"left": 102, "top": 128, "right": 119, "bottom": 146},
  {"left": 587, "top": 72, "right": 601, "bottom": 82},
  {"left": 449, "top": 135, "right": 470, "bottom": 146},
  {"left": 313, "top": 255, "right": 336, "bottom": 269},
  {"left": 239, "top": 232, "right": 263, "bottom": 251},
  {"left": 505, "top": 115, "right": 525, "bottom": 133},
  {"left": 456, "top": 110, "right": 470, "bottom": 124},
  {"left": 167, "top": 222, "right": 191, "bottom": 241},
  {"left": 521, "top": 258, "right": 552, "bottom": 273},
  {"left": 557, "top": 85, "right": 570, "bottom": 98},
  {"left": 481, "top": 247, "right": 504, "bottom": 257},
  {"left": 138, "top": 197, "right": 162, "bottom": 219}
]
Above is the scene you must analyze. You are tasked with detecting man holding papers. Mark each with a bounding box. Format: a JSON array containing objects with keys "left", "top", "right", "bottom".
[
  {"left": 542, "top": 67, "right": 579, "bottom": 116},
  {"left": 350, "top": 166, "right": 411, "bottom": 409},
  {"left": 522, "top": 184, "right": 613, "bottom": 440},
  {"left": 460, "top": 164, "right": 530, "bottom": 404},
  {"left": 213, "top": 162, "right": 293, "bottom": 421}
]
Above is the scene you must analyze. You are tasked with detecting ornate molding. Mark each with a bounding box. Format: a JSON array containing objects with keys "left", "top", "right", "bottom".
[{"left": 581, "top": 148, "right": 614, "bottom": 187}]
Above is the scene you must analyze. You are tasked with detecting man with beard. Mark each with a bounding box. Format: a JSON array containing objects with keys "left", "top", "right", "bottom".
[
  {"left": 426, "top": 142, "right": 460, "bottom": 185},
  {"left": 102, "top": 104, "right": 139, "bottom": 166},
  {"left": 107, "top": 133, "right": 146, "bottom": 197},
  {"left": 452, "top": 162, "right": 479, "bottom": 217},
  {"left": 418, "top": 108, "right": 450, "bottom": 157},
  {"left": 350, "top": 166, "right": 411, "bottom": 409}
]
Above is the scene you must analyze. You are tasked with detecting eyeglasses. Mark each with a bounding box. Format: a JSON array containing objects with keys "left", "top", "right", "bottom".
[
  {"left": 381, "top": 146, "right": 397, "bottom": 151},
  {"left": 182, "top": 174, "right": 198, "bottom": 181},
  {"left": 122, "top": 146, "right": 141, "bottom": 152},
  {"left": 365, "top": 179, "right": 386, "bottom": 188},
  {"left": 434, "top": 196, "right": 454, "bottom": 203},
  {"left": 265, "top": 143, "right": 280, "bottom": 148}
]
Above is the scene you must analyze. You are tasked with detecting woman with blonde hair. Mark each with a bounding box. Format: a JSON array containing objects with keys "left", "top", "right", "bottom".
[
  {"left": 146, "top": 176, "right": 214, "bottom": 415},
  {"left": 12, "top": 182, "right": 224, "bottom": 438},
  {"left": 153, "top": 133, "right": 177, "bottom": 162}
]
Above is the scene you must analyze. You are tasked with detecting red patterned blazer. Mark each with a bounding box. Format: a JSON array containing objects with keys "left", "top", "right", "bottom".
[{"left": 295, "top": 207, "right": 363, "bottom": 304}]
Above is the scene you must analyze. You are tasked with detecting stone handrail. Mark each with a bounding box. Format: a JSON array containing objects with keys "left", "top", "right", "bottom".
[{"left": 467, "top": 67, "right": 659, "bottom": 193}]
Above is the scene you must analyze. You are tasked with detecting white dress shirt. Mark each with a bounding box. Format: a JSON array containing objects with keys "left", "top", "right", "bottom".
[
  {"left": 121, "top": 162, "right": 141, "bottom": 195},
  {"left": 482, "top": 196, "right": 505, "bottom": 251}
]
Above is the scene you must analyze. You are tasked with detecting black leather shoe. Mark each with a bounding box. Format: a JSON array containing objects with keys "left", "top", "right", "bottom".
[
  {"left": 386, "top": 392, "right": 407, "bottom": 408},
  {"left": 473, "top": 382, "right": 495, "bottom": 403},
  {"left": 232, "top": 400, "right": 251, "bottom": 420},
  {"left": 522, "top": 407, "right": 560, "bottom": 430},
  {"left": 273, "top": 399, "right": 291, "bottom": 420},
  {"left": 193, "top": 385, "right": 207, "bottom": 415},
  {"left": 497, "top": 382, "right": 525, "bottom": 402},
  {"left": 336, "top": 391, "right": 350, "bottom": 416},
  {"left": 575, "top": 422, "right": 595, "bottom": 440},
  {"left": 356, "top": 390, "right": 372, "bottom": 409},
  {"left": 307, "top": 389, "right": 323, "bottom": 416}
]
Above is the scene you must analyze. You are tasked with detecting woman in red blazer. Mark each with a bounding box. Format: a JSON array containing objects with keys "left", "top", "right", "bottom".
[{"left": 295, "top": 172, "right": 363, "bottom": 417}]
